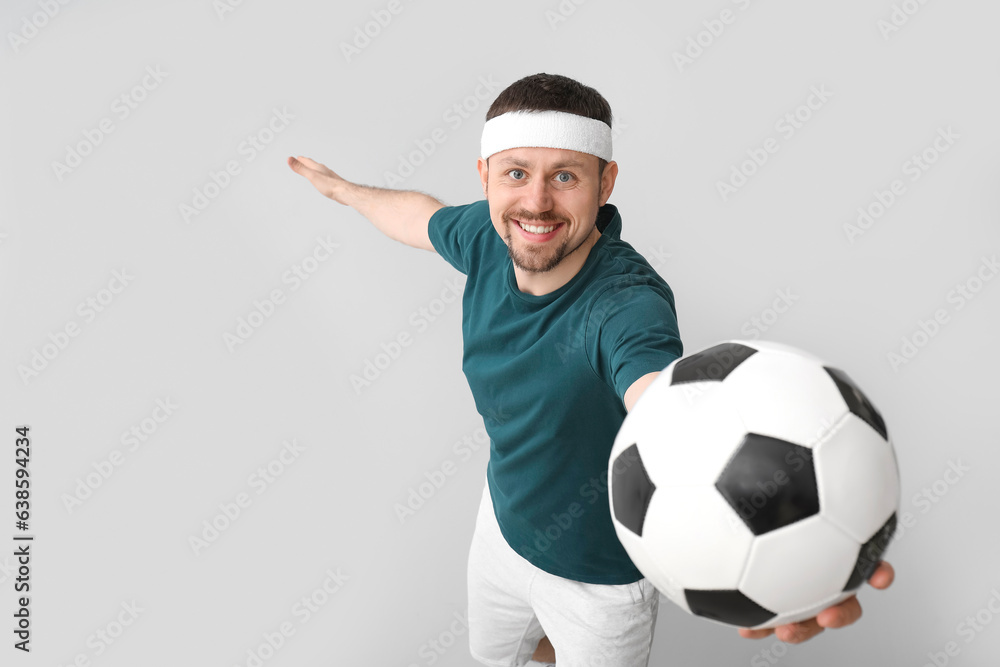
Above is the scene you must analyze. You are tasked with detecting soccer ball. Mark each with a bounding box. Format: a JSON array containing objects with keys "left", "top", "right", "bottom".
[{"left": 608, "top": 340, "right": 899, "bottom": 630}]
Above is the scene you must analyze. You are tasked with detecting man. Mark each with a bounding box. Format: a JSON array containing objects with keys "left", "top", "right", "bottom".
[{"left": 288, "top": 73, "right": 894, "bottom": 666}]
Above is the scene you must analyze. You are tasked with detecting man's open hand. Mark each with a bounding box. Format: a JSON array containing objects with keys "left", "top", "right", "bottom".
[
  {"left": 287, "top": 156, "right": 351, "bottom": 204},
  {"left": 737, "top": 560, "right": 895, "bottom": 643}
]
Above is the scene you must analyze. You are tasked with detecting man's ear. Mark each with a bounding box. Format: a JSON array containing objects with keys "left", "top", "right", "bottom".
[
  {"left": 477, "top": 157, "right": 489, "bottom": 198},
  {"left": 598, "top": 160, "right": 619, "bottom": 206}
]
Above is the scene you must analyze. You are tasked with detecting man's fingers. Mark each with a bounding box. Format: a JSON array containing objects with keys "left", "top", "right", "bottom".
[
  {"left": 740, "top": 618, "right": 826, "bottom": 644},
  {"left": 287, "top": 156, "right": 322, "bottom": 177},
  {"left": 289, "top": 155, "right": 341, "bottom": 184},
  {"left": 294, "top": 156, "right": 340, "bottom": 180},
  {"left": 292, "top": 155, "right": 322, "bottom": 169},
  {"left": 775, "top": 618, "right": 825, "bottom": 644},
  {"left": 817, "top": 594, "right": 862, "bottom": 628},
  {"left": 869, "top": 561, "right": 895, "bottom": 589},
  {"left": 288, "top": 156, "right": 318, "bottom": 177},
  {"left": 738, "top": 627, "right": 774, "bottom": 639},
  {"left": 287, "top": 155, "right": 347, "bottom": 202}
]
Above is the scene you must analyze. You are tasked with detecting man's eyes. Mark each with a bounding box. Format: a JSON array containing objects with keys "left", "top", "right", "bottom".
[{"left": 505, "top": 169, "right": 574, "bottom": 183}]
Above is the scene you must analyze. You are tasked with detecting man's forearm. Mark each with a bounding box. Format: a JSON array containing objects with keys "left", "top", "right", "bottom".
[{"left": 341, "top": 182, "right": 444, "bottom": 252}]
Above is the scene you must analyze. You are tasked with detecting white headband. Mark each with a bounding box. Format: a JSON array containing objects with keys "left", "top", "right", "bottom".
[{"left": 480, "top": 110, "right": 613, "bottom": 161}]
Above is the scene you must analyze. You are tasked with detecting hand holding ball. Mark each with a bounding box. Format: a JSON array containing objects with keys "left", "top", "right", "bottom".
[{"left": 608, "top": 340, "right": 899, "bottom": 630}]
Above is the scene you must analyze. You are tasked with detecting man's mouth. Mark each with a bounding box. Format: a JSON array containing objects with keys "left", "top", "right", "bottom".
[{"left": 514, "top": 219, "right": 562, "bottom": 235}]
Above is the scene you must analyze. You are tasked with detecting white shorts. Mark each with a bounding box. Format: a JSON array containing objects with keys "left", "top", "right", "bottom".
[{"left": 467, "top": 478, "right": 660, "bottom": 667}]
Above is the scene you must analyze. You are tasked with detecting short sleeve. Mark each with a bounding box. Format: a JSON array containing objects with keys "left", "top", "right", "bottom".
[
  {"left": 587, "top": 279, "right": 683, "bottom": 402},
  {"left": 427, "top": 200, "right": 493, "bottom": 275}
]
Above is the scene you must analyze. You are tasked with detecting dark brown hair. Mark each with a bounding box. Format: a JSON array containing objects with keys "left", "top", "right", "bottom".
[{"left": 486, "top": 73, "right": 612, "bottom": 175}]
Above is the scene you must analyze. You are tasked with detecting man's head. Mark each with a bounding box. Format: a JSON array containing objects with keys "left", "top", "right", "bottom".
[{"left": 477, "top": 73, "right": 619, "bottom": 281}]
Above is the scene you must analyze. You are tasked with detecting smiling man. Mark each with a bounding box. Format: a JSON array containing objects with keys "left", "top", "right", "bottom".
[{"left": 288, "top": 73, "right": 893, "bottom": 667}]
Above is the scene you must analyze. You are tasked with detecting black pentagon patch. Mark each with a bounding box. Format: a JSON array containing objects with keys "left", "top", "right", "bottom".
[
  {"left": 670, "top": 342, "right": 757, "bottom": 385},
  {"left": 611, "top": 444, "right": 656, "bottom": 536},
  {"left": 685, "top": 589, "right": 777, "bottom": 628},
  {"left": 715, "top": 433, "right": 819, "bottom": 536},
  {"left": 824, "top": 367, "right": 888, "bottom": 441},
  {"left": 843, "top": 512, "right": 897, "bottom": 591}
]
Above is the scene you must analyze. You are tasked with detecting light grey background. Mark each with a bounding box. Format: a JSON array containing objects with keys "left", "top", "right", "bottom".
[{"left": 2, "top": 1, "right": 998, "bottom": 665}]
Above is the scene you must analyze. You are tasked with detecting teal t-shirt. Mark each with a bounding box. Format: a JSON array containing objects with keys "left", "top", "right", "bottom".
[{"left": 428, "top": 199, "right": 682, "bottom": 584}]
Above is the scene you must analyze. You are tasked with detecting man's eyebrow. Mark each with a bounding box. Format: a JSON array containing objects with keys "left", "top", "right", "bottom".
[{"left": 495, "top": 157, "right": 587, "bottom": 169}]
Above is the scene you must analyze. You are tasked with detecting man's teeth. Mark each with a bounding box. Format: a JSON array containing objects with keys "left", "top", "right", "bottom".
[{"left": 518, "top": 220, "right": 557, "bottom": 234}]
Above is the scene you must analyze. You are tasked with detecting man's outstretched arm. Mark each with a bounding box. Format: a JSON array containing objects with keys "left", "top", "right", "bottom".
[{"left": 287, "top": 155, "right": 443, "bottom": 252}]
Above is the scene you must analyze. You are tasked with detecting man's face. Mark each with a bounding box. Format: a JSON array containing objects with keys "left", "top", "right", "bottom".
[{"left": 477, "top": 146, "right": 616, "bottom": 274}]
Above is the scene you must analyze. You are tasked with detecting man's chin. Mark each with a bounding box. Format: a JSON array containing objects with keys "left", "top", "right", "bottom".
[
  {"left": 509, "top": 248, "right": 560, "bottom": 274},
  {"left": 514, "top": 262, "right": 547, "bottom": 274},
  {"left": 504, "top": 230, "right": 567, "bottom": 273}
]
